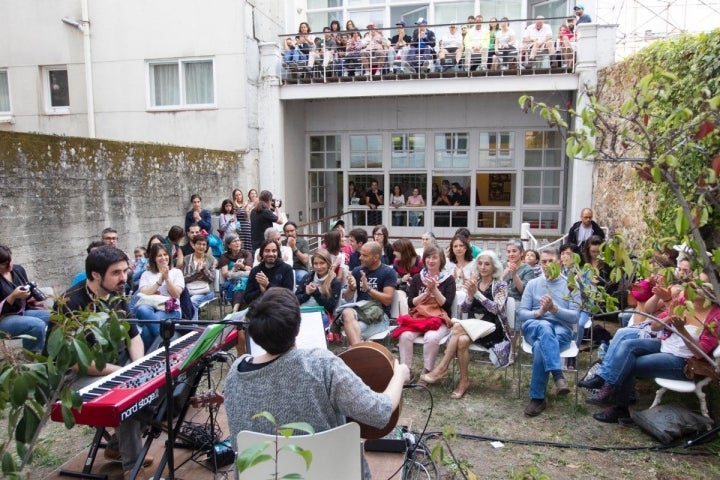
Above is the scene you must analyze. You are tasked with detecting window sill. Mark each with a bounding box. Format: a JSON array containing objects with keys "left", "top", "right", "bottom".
[
  {"left": 0, "top": 115, "right": 14, "bottom": 124},
  {"left": 45, "top": 107, "right": 71, "bottom": 115},
  {"left": 146, "top": 105, "right": 218, "bottom": 113}
]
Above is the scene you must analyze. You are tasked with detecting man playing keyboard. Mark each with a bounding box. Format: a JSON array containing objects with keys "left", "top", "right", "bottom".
[{"left": 60, "top": 245, "right": 153, "bottom": 479}]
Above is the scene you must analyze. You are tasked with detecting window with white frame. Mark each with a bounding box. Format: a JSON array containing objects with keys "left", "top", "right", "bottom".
[
  {"left": 392, "top": 133, "right": 425, "bottom": 168},
  {"left": 311, "top": 135, "right": 342, "bottom": 169},
  {"left": 434, "top": 132, "right": 469, "bottom": 168},
  {"left": 148, "top": 58, "right": 214, "bottom": 108},
  {"left": 350, "top": 134, "right": 382, "bottom": 168},
  {"left": 478, "top": 0, "right": 522, "bottom": 20},
  {"left": 0, "top": 70, "right": 10, "bottom": 113},
  {"left": 479, "top": 131, "right": 515, "bottom": 168},
  {"left": 43, "top": 66, "right": 70, "bottom": 113},
  {"left": 522, "top": 130, "right": 563, "bottom": 229}
]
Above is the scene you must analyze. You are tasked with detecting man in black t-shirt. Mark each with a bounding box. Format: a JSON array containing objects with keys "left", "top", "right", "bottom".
[
  {"left": 365, "top": 179, "right": 384, "bottom": 226},
  {"left": 59, "top": 246, "right": 152, "bottom": 479},
  {"left": 340, "top": 241, "right": 397, "bottom": 345},
  {"left": 244, "top": 239, "right": 294, "bottom": 305}
]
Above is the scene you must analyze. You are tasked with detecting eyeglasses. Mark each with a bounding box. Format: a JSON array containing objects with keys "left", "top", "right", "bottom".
[{"left": 540, "top": 259, "right": 555, "bottom": 265}]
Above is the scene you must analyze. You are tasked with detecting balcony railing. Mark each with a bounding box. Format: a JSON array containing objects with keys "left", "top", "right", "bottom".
[{"left": 279, "top": 18, "right": 579, "bottom": 86}]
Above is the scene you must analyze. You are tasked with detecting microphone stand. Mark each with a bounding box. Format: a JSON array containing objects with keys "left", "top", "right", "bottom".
[
  {"left": 160, "top": 319, "right": 177, "bottom": 480},
  {"left": 127, "top": 314, "right": 249, "bottom": 479}
]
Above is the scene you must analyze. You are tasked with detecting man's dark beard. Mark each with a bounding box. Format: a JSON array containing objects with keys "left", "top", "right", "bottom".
[{"left": 101, "top": 278, "right": 125, "bottom": 296}]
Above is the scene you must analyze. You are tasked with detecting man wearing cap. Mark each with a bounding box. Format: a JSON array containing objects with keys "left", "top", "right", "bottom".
[
  {"left": 409, "top": 17, "right": 436, "bottom": 71},
  {"left": 361, "top": 22, "right": 389, "bottom": 75},
  {"left": 438, "top": 21, "right": 463, "bottom": 69},
  {"left": 463, "top": 15, "right": 490, "bottom": 71},
  {"left": 390, "top": 20, "right": 412, "bottom": 65},
  {"left": 521, "top": 15, "right": 554, "bottom": 68},
  {"left": 574, "top": 5, "right": 592, "bottom": 24}
]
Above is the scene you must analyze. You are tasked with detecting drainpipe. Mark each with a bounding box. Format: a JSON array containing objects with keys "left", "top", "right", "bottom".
[{"left": 62, "top": 0, "right": 95, "bottom": 138}]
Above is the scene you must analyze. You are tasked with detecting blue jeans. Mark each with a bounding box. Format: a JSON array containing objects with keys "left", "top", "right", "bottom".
[
  {"left": 135, "top": 305, "right": 181, "bottom": 352},
  {"left": 283, "top": 48, "right": 307, "bottom": 63},
  {"left": 522, "top": 319, "right": 572, "bottom": 400},
  {"left": 189, "top": 291, "right": 215, "bottom": 322},
  {"left": 294, "top": 269, "right": 309, "bottom": 285},
  {"left": 604, "top": 338, "right": 687, "bottom": 406},
  {"left": 0, "top": 309, "right": 50, "bottom": 352},
  {"left": 597, "top": 327, "right": 643, "bottom": 383}
]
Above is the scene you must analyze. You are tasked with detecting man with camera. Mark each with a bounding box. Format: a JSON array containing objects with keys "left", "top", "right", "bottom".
[
  {"left": 0, "top": 244, "right": 49, "bottom": 353},
  {"left": 250, "top": 190, "right": 286, "bottom": 252}
]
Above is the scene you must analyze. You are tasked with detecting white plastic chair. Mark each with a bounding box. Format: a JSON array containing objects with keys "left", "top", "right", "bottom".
[
  {"left": 650, "top": 346, "right": 720, "bottom": 418},
  {"left": 517, "top": 310, "right": 584, "bottom": 403},
  {"left": 236, "top": 422, "right": 362, "bottom": 480}
]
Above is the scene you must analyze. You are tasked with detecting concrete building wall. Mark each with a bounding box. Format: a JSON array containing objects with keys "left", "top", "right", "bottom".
[
  {"left": 0, "top": 131, "right": 249, "bottom": 291},
  {"left": 0, "top": 0, "right": 287, "bottom": 153}
]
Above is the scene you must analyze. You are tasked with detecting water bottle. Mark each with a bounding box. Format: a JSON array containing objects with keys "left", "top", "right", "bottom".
[{"left": 598, "top": 341, "right": 608, "bottom": 361}]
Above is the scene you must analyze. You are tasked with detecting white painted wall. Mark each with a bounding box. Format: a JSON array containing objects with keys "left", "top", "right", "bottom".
[{"left": 0, "top": 0, "right": 288, "bottom": 152}]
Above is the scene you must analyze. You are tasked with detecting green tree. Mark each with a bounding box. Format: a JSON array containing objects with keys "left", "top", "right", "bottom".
[
  {"left": 520, "top": 29, "right": 720, "bottom": 303},
  {"left": 1, "top": 301, "right": 130, "bottom": 478}
]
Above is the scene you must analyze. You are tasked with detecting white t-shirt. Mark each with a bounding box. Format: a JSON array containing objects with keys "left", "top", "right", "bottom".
[
  {"left": 523, "top": 23, "right": 553, "bottom": 42},
  {"left": 662, "top": 324, "right": 702, "bottom": 358},
  {"left": 138, "top": 269, "right": 185, "bottom": 311},
  {"left": 441, "top": 30, "right": 463, "bottom": 50}
]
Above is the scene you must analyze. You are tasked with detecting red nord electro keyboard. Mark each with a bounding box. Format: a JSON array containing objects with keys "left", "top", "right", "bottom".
[{"left": 50, "top": 328, "right": 238, "bottom": 428}]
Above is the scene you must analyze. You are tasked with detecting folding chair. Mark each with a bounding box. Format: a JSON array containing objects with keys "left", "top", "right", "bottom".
[{"left": 517, "top": 311, "right": 583, "bottom": 404}]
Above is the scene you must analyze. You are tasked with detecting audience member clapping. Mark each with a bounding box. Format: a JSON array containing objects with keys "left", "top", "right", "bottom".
[
  {"left": 395, "top": 245, "right": 455, "bottom": 381},
  {"left": 135, "top": 243, "right": 184, "bottom": 351},
  {"left": 422, "top": 250, "right": 509, "bottom": 398},
  {"left": 217, "top": 233, "right": 253, "bottom": 312},
  {"left": 392, "top": 238, "right": 423, "bottom": 292},
  {"left": 295, "top": 249, "right": 342, "bottom": 329},
  {"left": 592, "top": 274, "right": 719, "bottom": 424},
  {"left": 185, "top": 194, "right": 212, "bottom": 235},
  {"left": 182, "top": 234, "right": 217, "bottom": 322}
]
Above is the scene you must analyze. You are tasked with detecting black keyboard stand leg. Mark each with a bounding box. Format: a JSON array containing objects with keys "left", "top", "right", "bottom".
[
  {"left": 152, "top": 356, "right": 212, "bottom": 478},
  {"left": 59, "top": 427, "right": 109, "bottom": 479}
]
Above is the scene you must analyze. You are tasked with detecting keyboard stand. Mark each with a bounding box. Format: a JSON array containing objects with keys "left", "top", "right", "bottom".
[{"left": 59, "top": 427, "right": 110, "bottom": 479}]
